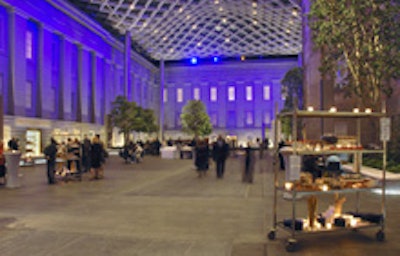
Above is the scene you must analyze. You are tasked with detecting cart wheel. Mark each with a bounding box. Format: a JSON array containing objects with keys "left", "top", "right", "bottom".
[
  {"left": 267, "top": 230, "right": 276, "bottom": 240},
  {"left": 376, "top": 230, "right": 385, "bottom": 242},
  {"left": 285, "top": 239, "right": 297, "bottom": 252}
]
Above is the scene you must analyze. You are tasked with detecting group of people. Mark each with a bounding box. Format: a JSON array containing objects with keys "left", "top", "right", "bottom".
[
  {"left": 43, "top": 135, "right": 106, "bottom": 185},
  {"left": 119, "top": 141, "right": 144, "bottom": 164},
  {"left": 193, "top": 135, "right": 258, "bottom": 183}
]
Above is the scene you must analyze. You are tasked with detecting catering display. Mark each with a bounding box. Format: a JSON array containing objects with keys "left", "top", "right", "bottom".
[{"left": 268, "top": 108, "right": 387, "bottom": 252}]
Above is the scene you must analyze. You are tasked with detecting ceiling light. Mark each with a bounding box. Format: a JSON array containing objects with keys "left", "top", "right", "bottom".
[
  {"left": 129, "top": 4, "right": 135, "bottom": 10},
  {"left": 190, "top": 57, "right": 198, "bottom": 64},
  {"left": 215, "top": 26, "right": 222, "bottom": 31},
  {"left": 197, "top": 42, "right": 202, "bottom": 47},
  {"left": 253, "top": 10, "right": 257, "bottom": 15},
  {"left": 222, "top": 18, "right": 227, "bottom": 23},
  {"left": 178, "top": 7, "right": 183, "bottom": 13},
  {"left": 219, "top": 7, "right": 224, "bottom": 12},
  {"left": 292, "top": 10, "right": 298, "bottom": 17},
  {"left": 252, "top": 2, "right": 257, "bottom": 7},
  {"left": 214, "top": 0, "right": 219, "bottom": 4},
  {"left": 225, "top": 37, "right": 230, "bottom": 42},
  {"left": 186, "top": 15, "right": 191, "bottom": 20},
  {"left": 163, "top": 36, "right": 168, "bottom": 41},
  {"left": 192, "top": 24, "right": 197, "bottom": 30}
]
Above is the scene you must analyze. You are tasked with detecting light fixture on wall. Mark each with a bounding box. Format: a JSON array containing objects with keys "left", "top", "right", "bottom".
[
  {"left": 329, "top": 106, "right": 337, "bottom": 112},
  {"left": 365, "top": 108, "right": 372, "bottom": 113},
  {"left": 307, "top": 106, "right": 314, "bottom": 112}
]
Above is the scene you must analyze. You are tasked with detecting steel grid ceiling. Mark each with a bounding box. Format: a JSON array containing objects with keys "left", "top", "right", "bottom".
[{"left": 70, "top": 0, "right": 302, "bottom": 61}]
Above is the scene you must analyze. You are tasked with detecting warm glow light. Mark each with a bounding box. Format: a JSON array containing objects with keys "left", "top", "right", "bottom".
[
  {"left": 329, "top": 106, "right": 337, "bottom": 112},
  {"left": 307, "top": 106, "right": 314, "bottom": 111},
  {"left": 350, "top": 218, "right": 358, "bottom": 227},
  {"left": 241, "top": 55, "right": 246, "bottom": 61},
  {"left": 326, "top": 223, "right": 332, "bottom": 229},
  {"left": 284, "top": 182, "right": 293, "bottom": 190},
  {"left": 322, "top": 184, "right": 329, "bottom": 191},
  {"left": 353, "top": 108, "right": 360, "bottom": 113},
  {"left": 365, "top": 108, "right": 372, "bottom": 113}
]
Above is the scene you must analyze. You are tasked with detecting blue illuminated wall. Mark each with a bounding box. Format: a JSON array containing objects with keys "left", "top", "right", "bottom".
[
  {"left": 163, "top": 58, "right": 298, "bottom": 142},
  {"left": 0, "top": 0, "right": 159, "bottom": 147}
]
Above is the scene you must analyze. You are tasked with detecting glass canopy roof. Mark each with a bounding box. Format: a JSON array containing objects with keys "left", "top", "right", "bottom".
[{"left": 69, "top": 0, "right": 302, "bottom": 61}]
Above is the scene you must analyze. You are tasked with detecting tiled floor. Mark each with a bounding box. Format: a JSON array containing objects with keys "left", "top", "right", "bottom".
[{"left": 0, "top": 153, "right": 399, "bottom": 256}]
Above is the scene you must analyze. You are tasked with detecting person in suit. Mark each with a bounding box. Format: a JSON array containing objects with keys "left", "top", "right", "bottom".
[
  {"left": 212, "top": 135, "right": 229, "bottom": 179},
  {"left": 44, "top": 138, "right": 58, "bottom": 184}
]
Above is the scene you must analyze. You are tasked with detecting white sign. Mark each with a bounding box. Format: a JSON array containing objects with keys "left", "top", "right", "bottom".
[
  {"left": 287, "top": 155, "right": 301, "bottom": 181},
  {"left": 380, "top": 117, "right": 391, "bottom": 142}
]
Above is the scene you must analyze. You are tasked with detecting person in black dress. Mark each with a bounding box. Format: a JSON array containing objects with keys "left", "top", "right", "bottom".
[{"left": 90, "top": 136, "right": 104, "bottom": 180}]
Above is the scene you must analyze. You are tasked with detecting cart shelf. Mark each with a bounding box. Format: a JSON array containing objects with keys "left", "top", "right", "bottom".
[{"left": 269, "top": 107, "right": 388, "bottom": 252}]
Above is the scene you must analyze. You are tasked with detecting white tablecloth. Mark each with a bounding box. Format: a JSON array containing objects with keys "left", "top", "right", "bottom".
[{"left": 160, "top": 146, "right": 179, "bottom": 159}]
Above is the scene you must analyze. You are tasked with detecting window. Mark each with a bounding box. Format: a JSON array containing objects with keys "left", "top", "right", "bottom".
[
  {"left": 26, "top": 81, "right": 32, "bottom": 108},
  {"left": 177, "top": 88, "right": 183, "bottom": 102},
  {"left": 246, "top": 111, "right": 253, "bottom": 125},
  {"left": 228, "top": 86, "right": 235, "bottom": 101},
  {"left": 263, "top": 85, "right": 271, "bottom": 100},
  {"left": 163, "top": 88, "right": 168, "bottom": 103},
  {"left": 210, "top": 112, "right": 218, "bottom": 126},
  {"left": 176, "top": 112, "right": 181, "bottom": 127},
  {"left": 246, "top": 86, "right": 253, "bottom": 101},
  {"left": 0, "top": 74, "right": 3, "bottom": 94},
  {"left": 26, "top": 31, "right": 33, "bottom": 59},
  {"left": 263, "top": 112, "right": 271, "bottom": 125},
  {"left": 0, "top": 15, "right": 5, "bottom": 52},
  {"left": 210, "top": 87, "right": 217, "bottom": 102},
  {"left": 226, "top": 111, "right": 236, "bottom": 128},
  {"left": 193, "top": 87, "right": 200, "bottom": 100}
]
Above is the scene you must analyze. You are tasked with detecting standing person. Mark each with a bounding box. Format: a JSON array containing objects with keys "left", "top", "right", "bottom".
[
  {"left": 212, "top": 135, "right": 230, "bottom": 179},
  {"left": 44, "top": 138, "right": 58, "bottom": 185},
  {"left": 81, "top": 135, "right": 91, "bottom": 173},
  {"left": 195, "top": 138, "right": 209, "bottom": 178},
  {"left": 243, "top": 141, "right": 256, "bottom": 183},
  {"left": 8, "top": 137, "right": 18, "bottom": 151},
  {"left": 0, "top": 142, "right": 6, "bottom": 185},
  {"left": 90, "top": 136, "right": 104, "bottom": 180},
  {"left": 278, "top": 140, "right": 286, "bottom": 171}
]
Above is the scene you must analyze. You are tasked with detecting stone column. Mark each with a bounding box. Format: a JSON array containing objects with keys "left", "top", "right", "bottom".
[
  {"left": 159, "top": 59, "right": 165, "bottom": 140},
  {"left": 124, "top": 31, "right": 131, "bottom": 99},
  {"left": 7, "top": 8, "right": 15, "bottom": 115},
  {"left": 58, "top": 35, "right": 65, "bottom": 120},
  {"left": 36, "top": 23, "right": 43, "bottom": 117},
  {"left": 76, "top": 44, "right": 83, "bottom": 122}
]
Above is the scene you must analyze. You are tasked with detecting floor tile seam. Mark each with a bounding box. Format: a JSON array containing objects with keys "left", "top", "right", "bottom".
[{"left": 4, "top": 225, "right": 240, "bottom": 245}]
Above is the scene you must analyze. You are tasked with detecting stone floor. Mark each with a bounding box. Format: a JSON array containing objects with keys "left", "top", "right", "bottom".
[{"left": 0, "top": 153, "right": 399, "bottom": 256}]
